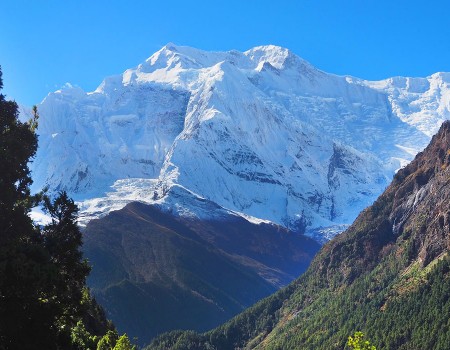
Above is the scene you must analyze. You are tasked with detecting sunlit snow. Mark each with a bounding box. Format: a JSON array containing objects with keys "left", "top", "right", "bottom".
[{"left": 27, "top": 44, "right": 450, "bottom": 240}]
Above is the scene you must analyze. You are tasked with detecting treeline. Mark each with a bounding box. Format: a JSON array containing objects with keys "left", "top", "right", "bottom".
[{"left": 0, "top": 68, "right": 135, "bottom": 350}]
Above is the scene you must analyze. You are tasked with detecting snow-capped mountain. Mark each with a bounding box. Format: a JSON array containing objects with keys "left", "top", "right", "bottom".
[{"left": 30, "top": 44, "right": 450, "bottom": 239}]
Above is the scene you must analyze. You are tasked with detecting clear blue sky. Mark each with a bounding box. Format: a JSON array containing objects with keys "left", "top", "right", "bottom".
[{"left": 1, "top": 0, "right": 450, "bottom": 106}]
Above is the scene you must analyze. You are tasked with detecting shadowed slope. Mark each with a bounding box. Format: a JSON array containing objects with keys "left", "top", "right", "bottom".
[{"left": 83, "top": 202, "right": 319, "bottom": 345}]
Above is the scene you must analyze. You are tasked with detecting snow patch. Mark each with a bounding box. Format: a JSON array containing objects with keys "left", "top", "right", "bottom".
[{"left": 29, "top": 207, "right": 52, "bottom": 226}]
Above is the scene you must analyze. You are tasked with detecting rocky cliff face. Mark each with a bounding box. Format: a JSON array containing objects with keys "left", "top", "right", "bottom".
[
  {"left": 389, "top": 121, "right": 450, "bottom": 265},
  {"left": 313, "top": 121, "right": 450, "bottom": 285}
]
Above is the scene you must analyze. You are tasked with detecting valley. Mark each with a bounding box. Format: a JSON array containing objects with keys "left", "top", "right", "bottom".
[{"left": 22, "top": 44, "right": 450, "bottom": 347}]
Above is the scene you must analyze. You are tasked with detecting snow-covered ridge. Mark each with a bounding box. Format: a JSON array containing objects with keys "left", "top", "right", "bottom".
[
  {"left": 29, "top": 44, "right": 450, "bottom": 239},
  {"left": 365, "top": 73, "right": 450, "bottom": 136}
]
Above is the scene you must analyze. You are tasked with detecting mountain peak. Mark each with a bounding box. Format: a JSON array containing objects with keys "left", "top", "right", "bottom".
[
  {"left": 162, "top": 42, "right": 179, "bottom": 52},
  {"left": 142, "top": 44, "right": 315, "bottom": 73},
  {"left": 246, "top": 44, "right": 290, "bottom": 55},
  {"left": 31, "top": 44, "right": 449, "bottom": 240},
  {"left": 158, "top": 42, "right": 209, "bottom": 58},
  {"left": 245, "top": 44, "right": 312, "bottom": 70}
]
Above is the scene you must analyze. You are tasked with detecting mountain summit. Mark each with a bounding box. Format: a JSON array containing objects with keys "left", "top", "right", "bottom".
[{"left": 31, "top": 44, "right": 449, "bottom": 238}]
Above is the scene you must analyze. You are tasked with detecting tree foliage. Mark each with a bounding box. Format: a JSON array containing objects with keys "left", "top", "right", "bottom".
[
  {"left": 0, "top": 66, "right": 132, "bottom": 349},
  {"left": 347, "top": 332, "right": 376, "bottom": 350},
  {"left": 97, "top": 330, "right": 136, "bottom": 350},
  {"left": 0, "top": 67, "right": 38, "bottom": 245}
]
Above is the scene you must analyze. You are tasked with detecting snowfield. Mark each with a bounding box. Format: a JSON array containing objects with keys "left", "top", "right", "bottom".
[{"left": 29, "top": 44, "right": 450, "bottom": 239}]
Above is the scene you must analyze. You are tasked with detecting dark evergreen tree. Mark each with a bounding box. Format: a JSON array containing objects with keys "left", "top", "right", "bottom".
[
  {"left": 0, "top": 65, "right": 60, "bottom": 349},
  {"left": 0, "top": 67, "right": 116, "bottom": 349},
  {"left": 43, "top": 192, "right": 91, "bottom": 321},
  {"left": 0, "top": 67, "right": 38, "bottom": 244}
]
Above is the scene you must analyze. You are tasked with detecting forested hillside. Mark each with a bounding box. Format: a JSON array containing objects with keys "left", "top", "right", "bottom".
[{"left": 147, "top": 122, "right": 450, "bottom": 349}]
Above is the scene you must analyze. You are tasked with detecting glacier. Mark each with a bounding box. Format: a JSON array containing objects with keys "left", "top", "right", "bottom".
[{"left": 29, "top": 44, "right": 450, "bottom": 239}]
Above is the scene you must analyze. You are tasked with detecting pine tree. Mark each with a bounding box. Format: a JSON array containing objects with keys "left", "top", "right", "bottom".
[
  {"left": 114, "top": 334, "right": 136, "bottom": 350},
  {"left": 0, "top": 66, "right": 38, "bottom": 244},
  {"left": 0, "top": 67, "right": 116, "bottom": 349},
  {"left": 43, "top": 191, "right": 91, "bottom": 320},
  {"left": 0, "top": 66, "right": 60, "bottom": 349}
]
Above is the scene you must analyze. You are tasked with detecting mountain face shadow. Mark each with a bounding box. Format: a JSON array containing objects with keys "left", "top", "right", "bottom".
[{"left": 83, "top": 202, "right": 319, "bottom": 345}]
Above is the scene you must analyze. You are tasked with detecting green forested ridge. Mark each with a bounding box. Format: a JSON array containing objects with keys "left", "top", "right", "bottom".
[
  {"left": 0, "top": 68, "right": 134, "bottom": 349},
  {"left": 146, "top": 122, "right": 450, "bottom": 349}
]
